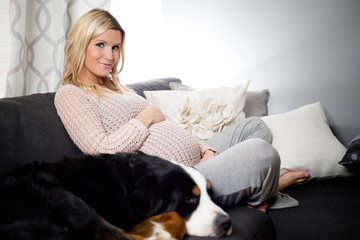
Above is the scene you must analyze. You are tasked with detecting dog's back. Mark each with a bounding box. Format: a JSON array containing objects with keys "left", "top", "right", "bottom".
[
  {"left": 50, "top": 153, "right": 137, "bottom": 228},
  {"left": 0, "top": 165, "right": 101, "bottom": 240},
  {"left": 0, "top": 151, "right": 231, "bottom": 239}
]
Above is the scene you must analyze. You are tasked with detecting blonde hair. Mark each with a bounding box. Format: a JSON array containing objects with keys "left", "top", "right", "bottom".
[{"left": 63, "top": 8, "right": 132, "bottom": 96}]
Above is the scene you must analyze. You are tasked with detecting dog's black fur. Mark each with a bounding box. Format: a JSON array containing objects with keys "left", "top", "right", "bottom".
[{"left": 0, "top": 151, "right": 203, "bottom": 240}]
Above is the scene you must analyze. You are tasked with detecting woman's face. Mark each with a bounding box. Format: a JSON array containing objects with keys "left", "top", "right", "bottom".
[{"left": 80, "top": 29, "right": 122, "bottom": 85}]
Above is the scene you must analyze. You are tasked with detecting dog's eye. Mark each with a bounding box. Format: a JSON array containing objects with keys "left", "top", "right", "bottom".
[{"left": 183, "top": 196, "right": 199, "bottom": 204}]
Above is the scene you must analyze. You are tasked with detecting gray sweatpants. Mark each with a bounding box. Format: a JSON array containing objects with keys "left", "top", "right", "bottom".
[{"left": 194, "top": 117, "right": 280, "bottom": 208}]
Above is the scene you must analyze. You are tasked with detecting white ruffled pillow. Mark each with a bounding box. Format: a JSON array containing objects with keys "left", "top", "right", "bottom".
[
  {"left": 144, "top": 81, "right": 249, "bottom": 140},
  {"left": 261, "top": 102, "right": 353, "bottom": 179}
]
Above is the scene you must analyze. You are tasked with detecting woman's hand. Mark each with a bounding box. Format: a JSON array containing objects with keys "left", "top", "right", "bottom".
[
  {"left": 198, "top": 149, "right": 217, "bottom": 164},
  {"left": 135, "top": 106, "right": 166, "bottom": 128}
]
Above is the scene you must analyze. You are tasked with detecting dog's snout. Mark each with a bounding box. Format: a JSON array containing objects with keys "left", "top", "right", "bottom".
[
  {"left": 216, "top": 214, "right": 232, "bottom": 236},
  {"left": 222, "top": 217, "right": 232, "bottom": 232}
]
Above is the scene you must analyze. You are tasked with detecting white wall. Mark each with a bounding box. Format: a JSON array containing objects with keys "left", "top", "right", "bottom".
[
  {"left": 111, "top": 0, "right": 164, "bottom": 82},
  {"left": 112, "top": 0, "right": 360, "bottom": 144},
  {"left": 162, "top": 0, "right": 360, "bottom": 144}
]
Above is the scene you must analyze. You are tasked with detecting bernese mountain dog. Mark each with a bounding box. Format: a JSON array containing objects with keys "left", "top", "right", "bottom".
[{"left": 0, "top": 151, "right": 232, "bottom": 240}]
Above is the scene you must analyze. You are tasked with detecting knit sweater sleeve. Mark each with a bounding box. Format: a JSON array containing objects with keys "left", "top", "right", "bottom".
[{"left": 54, "top": 85, "right": 150, "bottom": 155}]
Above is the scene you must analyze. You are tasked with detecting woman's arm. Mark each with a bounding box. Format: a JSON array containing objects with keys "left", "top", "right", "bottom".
[
  {"left": 135, "top": 106, "right": 165, "bottom": 128},
  {"left": 54, "top": 85, "right": 150, "bottom": 155},
  {"left": 198, "top": 149, "right": 217, "bottom": 164},
  {"left": 198, "top": 141, "right": 217, "bottom": 164}
]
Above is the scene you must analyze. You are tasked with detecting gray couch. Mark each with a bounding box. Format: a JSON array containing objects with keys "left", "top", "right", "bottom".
[{"left": 1, "top": 77, "right": 359, "bottom": 240}]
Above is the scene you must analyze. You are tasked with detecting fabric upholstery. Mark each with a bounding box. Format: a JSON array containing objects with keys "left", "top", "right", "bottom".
[
  {"left": 339, "top": 134, "right": 360, "bottom": 172},
  {"left": 243, "top": 90, "right": 270, "bottom": 117},
  {"left": 269, "top": 176, "right": 360, "bottom": 240},
  {"left": 186, "top": 207, "right": 275, "bottom": 240},
  {"left": 125, "top": 77, "right": 181, "bottom": 97},
  {"left": 0, "top": 93, "right": 83, "bottom": 175}
]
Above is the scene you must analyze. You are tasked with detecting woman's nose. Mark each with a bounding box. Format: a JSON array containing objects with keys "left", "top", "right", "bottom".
[{"left": 104, "top": 48, "right": 114, "bottom": 60}]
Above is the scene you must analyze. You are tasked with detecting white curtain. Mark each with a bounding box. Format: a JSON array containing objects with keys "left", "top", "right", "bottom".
[{"left": 6, "top": 0, "right": 111, "bottom": 97}]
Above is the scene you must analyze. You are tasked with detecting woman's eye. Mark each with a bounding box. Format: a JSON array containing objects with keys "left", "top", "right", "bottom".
[
  {"left": 96, "top": 43, "right": 105, "bottom": 48},
  {"left": 112, "top": 45, "right": 119, "bottom": 50}
]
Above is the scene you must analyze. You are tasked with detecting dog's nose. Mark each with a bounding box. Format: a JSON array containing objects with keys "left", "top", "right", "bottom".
[
  {"left": 216, "top": 214, "right": 232, "bottom": 236},
  {"left": 222, "top": 217, "right": 232, "bottom": 232}
]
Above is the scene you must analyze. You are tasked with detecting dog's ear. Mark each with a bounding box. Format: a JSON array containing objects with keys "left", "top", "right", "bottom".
[
  {"left": 127, "top": 152, "right": 168, "bottom": 219},
  {"left": 128, "top": 183, "right": 166, "bottom": 219}
]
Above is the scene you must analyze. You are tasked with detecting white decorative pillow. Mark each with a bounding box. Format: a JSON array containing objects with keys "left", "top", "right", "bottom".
[
  {"left": 145, "top": 81, "right": 249, "bottom": 140},
  {"left": 261, "top": 102, "right": 353, "bottom": 179},
  {"left": 169, "top": 82, "right": 270, "bottom": 117}
]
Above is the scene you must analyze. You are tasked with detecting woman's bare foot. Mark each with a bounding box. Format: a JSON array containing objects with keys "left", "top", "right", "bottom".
[
  {"left": 247, "top": 202, "right": 269, "bottom": 213},
  {"left": 279, "top": 170, "right": 310, "bottom": 191}
]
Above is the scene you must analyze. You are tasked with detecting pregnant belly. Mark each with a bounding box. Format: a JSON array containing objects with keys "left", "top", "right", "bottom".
[{"left": 139, "top": 121, "right": 201, "bottom": 166}]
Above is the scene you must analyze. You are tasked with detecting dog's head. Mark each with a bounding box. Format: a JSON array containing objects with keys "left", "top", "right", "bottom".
[{"left": 128, "top": 152, "right": 232, "bottom": 237}]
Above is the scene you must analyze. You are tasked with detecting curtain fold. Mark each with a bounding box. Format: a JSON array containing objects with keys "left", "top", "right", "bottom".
[{"left": 6, "top": 0, "right": 110, "bottom": 97}]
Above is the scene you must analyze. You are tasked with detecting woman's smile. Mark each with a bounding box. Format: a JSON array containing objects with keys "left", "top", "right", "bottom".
[
  {"left": 79, "top": 29, "right": 122, "bottom": 85},
  {"left": 98, "top": 62, "right": 112, "bottom": 69}
]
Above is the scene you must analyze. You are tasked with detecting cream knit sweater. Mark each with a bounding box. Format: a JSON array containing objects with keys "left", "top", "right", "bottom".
[{"left": 54, "top": 85, "right": 212, "bottom": 166}]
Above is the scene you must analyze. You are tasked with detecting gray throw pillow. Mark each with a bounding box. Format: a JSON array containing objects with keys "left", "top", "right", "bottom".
[
  {"left": 125, "top": 77, "right": 181, "bottom": 98},
  {"left": 339, "top": 135, "right": 360, "bottom": 172}
]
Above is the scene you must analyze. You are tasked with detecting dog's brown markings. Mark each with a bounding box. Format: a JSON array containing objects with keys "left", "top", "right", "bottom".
[
  {"left": 94, "top": 211, "right": 186, "bottom": 240},
  {"left": 161, "top": 212, "right": 186, "bottom": 240},
  {"left": 192, "top": 185, "right": 200, "bottom": 197},
  {"left": 129, "top": 212, "right": 186, "bottom": 240}
]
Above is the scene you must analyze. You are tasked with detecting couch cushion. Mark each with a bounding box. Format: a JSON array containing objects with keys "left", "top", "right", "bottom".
[
  {"left": 269, "top": 176, "right": 360, "bottom": 240},
  {"left": 125, "top": 77, "right": 181, "bottom": 97},
  {"left": 243, "top": 90, "right": 270, "bottom": 117},
  {"left": 261, "top": 102, "right": 352, "bottom": 179},
  {"left": 185, "top": 207, "right": 275, "bottom": 240},
  {"left": 0, "top": 93, "right": 83, "bottom": 175}
]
